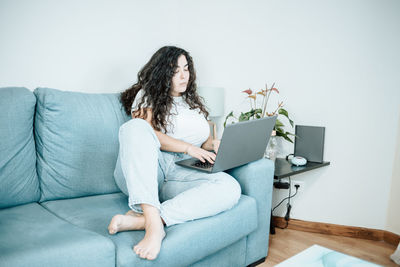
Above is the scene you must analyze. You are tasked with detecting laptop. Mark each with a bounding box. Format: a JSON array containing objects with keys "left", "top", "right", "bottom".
[{"left": 175, "top": 115, "right": 277, "bottom": 173}]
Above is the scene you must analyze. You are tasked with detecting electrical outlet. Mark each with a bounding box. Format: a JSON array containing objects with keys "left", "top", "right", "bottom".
[{"left": 292, "top": 181, "right": 305, "bottom": 193}]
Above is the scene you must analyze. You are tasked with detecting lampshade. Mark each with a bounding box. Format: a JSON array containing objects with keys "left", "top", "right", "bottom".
[{"left": 197, "top": 87, "right": 225, "bottom": 117}]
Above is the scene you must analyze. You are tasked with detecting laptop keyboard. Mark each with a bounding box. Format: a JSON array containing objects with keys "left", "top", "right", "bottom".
[{"left": 191, "top": 160, "right": 214, "bottom": 169}]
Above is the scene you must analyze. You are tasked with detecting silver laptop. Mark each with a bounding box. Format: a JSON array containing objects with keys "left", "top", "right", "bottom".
[{"left": 175, "top": 115, "right": 277, "bottom": 173}]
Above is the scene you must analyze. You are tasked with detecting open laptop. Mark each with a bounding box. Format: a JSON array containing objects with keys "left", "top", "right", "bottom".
[{"left": 175, "top": 115, "right": 277, "bottom": 173}]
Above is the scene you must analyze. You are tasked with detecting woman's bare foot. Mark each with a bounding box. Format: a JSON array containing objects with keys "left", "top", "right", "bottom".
[
  {"left": 133, "top": 205, "right": 166, "bottom": 260},
  {"left": 108, "top": 210, "right": 145, "bottom": 235}
]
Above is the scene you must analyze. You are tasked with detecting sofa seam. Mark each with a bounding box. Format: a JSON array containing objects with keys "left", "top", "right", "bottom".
[
  {"left": 39, "top": 202, "right": 116, "bottom": 250},
  {"left": 33, "top": 89, "right": 44, "bottom": 201}
]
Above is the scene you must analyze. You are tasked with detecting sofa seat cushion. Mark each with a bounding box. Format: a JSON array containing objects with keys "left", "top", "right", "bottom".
[
  {"left": 0, "top": 87, "right": 40, "bottom": 208},
  {"left": 189, "top": 237, "right": 246, "bottom": 267},
  {"left": 0, "top": 203, "right": 115, "bottom": 267},
  {"left": 41, "top": 193, "right": 258, "bottom": 267},
  {"left": 34, "top": 87, "right": 129, "bottom": 202}
]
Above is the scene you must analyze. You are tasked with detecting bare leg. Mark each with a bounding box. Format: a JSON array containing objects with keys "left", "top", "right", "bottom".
[
  {"left": 108, "top": 210, "right": 145, "bottom": 234},
  {"left": 133, "top": 204, "right": 165, "bottom": 260}
]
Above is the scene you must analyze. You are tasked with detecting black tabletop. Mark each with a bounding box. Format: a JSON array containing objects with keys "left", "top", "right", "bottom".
[{"left": 274, "top": 158, "right": 330, "bottom": 179}]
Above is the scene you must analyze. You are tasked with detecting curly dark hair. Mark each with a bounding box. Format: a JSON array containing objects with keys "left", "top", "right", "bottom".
[{"left": 120, "top": 46, "right": 209, "bottom": 132}]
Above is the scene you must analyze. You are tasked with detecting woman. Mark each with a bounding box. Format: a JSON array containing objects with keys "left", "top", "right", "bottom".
[{"left": 108, "top": 46, "right": 241, "bottom": 261}]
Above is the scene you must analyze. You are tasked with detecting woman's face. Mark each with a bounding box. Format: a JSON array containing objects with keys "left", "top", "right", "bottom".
[{"left": 171, "top": 55, "right": 190, "bottom": 97}]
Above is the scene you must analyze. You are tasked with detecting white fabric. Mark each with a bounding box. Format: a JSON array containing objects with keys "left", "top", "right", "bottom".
[
  {"left": 391, "top": 242, "right": 400, "bottom": 265},
  {"left": 114, "top": 119, "right": 241, "bottom": 226},
  {"left": 131, "top": 89, "right": 209, "bottom": 147}
]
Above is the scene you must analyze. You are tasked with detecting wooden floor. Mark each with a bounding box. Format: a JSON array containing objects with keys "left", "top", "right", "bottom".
[{"left": 258, "top": 228, "right": 398, "bottom": 267}]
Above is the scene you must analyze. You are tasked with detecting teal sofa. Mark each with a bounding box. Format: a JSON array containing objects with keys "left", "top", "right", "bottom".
[{"left": 0, "top": 87, "right": 275, "bottom": 267}]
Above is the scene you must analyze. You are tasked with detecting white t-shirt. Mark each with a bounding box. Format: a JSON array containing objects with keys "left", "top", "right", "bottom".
[{"left": 131, "top": 90, "right": 210, "bottom": 147}]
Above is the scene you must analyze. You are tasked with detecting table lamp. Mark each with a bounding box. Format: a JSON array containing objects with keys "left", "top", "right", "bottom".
[{"left": 197, "top": 87, "right": 225, "bottom": 118}]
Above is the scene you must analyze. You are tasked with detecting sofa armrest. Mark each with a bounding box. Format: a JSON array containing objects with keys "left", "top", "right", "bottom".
[{"left": 226, "top": 158, "right": 274, "bottom": 266}]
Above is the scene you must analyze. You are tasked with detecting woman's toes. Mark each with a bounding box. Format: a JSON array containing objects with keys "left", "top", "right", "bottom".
[
  {"left": 140, "top": 249, "right": 148, "bottom": 259},
  {"left": 146, "top": 253, "right": 156, "bottom": 260}
]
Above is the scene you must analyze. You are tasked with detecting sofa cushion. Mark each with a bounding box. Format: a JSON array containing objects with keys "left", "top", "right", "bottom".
[
  {"left": 41, "top": 193, "right": 257, "bottom": 267},
  {"left": 0, "top": 87, "right": 40, "bottom": 209},
  {"left": 0, "top": 202, "right": 115, "bottom": 267},
  {"left": 34, "top": 87, "right": 130, "bottom": 201},
  {"left": 189, "top": 238, "right": 246, "bottom": 267}
]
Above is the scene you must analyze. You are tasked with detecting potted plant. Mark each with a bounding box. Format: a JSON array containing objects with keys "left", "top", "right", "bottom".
[{"left": 224, "top": 83, "right": 294, "bottom": 143}]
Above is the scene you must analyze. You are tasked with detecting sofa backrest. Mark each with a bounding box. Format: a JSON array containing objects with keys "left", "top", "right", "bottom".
[
  {"left": 0, "top": 87, "right": 41, "bottom": 209},
  {"left": 34, "top": 87, "right": 130, "bottom": 202}
]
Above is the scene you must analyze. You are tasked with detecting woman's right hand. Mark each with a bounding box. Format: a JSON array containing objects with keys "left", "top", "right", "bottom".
[{"left": 186, "top": 145, "right": 216, "bottom": 164}]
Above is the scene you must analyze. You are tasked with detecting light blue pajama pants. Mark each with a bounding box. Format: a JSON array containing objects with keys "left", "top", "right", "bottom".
[{"left": 114, "top": 119, "right": 241, "bottom": 226}]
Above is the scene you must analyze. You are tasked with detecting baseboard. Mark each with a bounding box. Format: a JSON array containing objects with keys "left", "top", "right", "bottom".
[
  {"left": 272, "top": 216, "right": 400, "bottom": 246},
  {"left": 384, "top": 231, "right": 400, "bottom": 246}
]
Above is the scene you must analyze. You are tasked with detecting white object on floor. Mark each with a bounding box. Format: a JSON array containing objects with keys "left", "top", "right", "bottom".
[
  {"left": 276, "top": 244, "right": 381, "bottom": 267},
  {"left": 391, "top": 242, "right": 400, "bottom": 265}
]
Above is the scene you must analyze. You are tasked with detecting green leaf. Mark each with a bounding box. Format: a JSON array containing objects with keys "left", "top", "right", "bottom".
[
  {"left": 239, "top": 112, "right": 250, "bottom": 121},
  {"left": 278, "top": 108, "right": 289, "bottom": 117},
  {"left": 274, "top": 128, "right": 294, "bottom": 143},
  {"left": 224, "top": 106, "right": 294, "bottom": 144},
  {"left": 278, "top": 108, "right": 294, "bottom": 128},
  {"left": 223, "top": 111, "right": 234, "bottom": 128},
  {"left": 276, "top": 131, "right": 294, "bottom": 143},
  {"left": 282, "top": 134, "right": 294, "bottom": 143},
  {"left": 275, "top": 127, "right": 285, "bottom": 134},
  {"left": 254, "top": 108, "right": 263, "bottom": 114},
  {"left": 234, "top": 108, "right": 261, "bottom": 121},
  {"left": 275, "top": 119, "right": 284, "bottom": 128}
]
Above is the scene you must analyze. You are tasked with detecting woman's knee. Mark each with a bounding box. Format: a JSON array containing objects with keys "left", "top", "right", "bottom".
[
  {"left": 120, "top": 118, "right": 152, "bottom": 136},
  {"left": 119, "top": 119, "right": 160, "bottom": 148},
  {"left": 217, "top": 173, "right": 241, "bottom": 204}
]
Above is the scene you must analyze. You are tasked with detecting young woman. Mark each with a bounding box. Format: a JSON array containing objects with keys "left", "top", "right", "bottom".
[{"left": 108, "top": 46, "right": 241, "bottom": 261}]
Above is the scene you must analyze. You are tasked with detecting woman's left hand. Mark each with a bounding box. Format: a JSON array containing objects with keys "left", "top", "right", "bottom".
[
  {"left": 186, "top": 145, "right": 216, "bottom": 163},
  {"left": 212, "top": 139, "right": 221, "bottom": 154}
]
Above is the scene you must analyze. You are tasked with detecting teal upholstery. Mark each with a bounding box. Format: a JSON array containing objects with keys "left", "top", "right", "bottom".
[
  {"left": 41, "top": 193, "right": 257, "bottom": 267},
  {"left": 34, "top": 87, "right": 129, "bottom": 201},
  {"left": 227, "top": 158, "right": 275, "bottom": 265},
  {"left": 1, "top": 86, "right": 275, "bottom": 266},
  {"left": 0, "top": 87, "right": 40, "bottom": 209},
  {"left": 0, "top": 203, "right": 115, "bottom": 267},
  {"left": 190, "top": 238, "right": 246, "bottom": 267}
]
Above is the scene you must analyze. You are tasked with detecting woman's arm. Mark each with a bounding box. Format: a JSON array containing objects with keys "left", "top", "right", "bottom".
[
  {"left": 201, "top": 134, "right": 214, "bottom": 151},
  {"left": 133, "top": 109, "right": 216, "bottom": 163},
  {"left": 201, "top": 122, "right": 220, "bottom": 153}
]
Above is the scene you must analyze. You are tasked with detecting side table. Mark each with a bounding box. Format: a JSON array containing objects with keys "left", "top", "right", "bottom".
[
  {"left": 274, "top": 158, "right": 330, "bottom": 180},
  {"left": 270, "top": 158, "right": 330, "bottom": 234}
]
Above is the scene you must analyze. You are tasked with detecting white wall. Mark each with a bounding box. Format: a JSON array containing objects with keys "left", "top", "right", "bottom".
[
  {"left": 1, "top": 0, "right": 399, "bottom": 231},
  {"left": 386, "top": 113, "right": 400, "bottom": 235}
]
